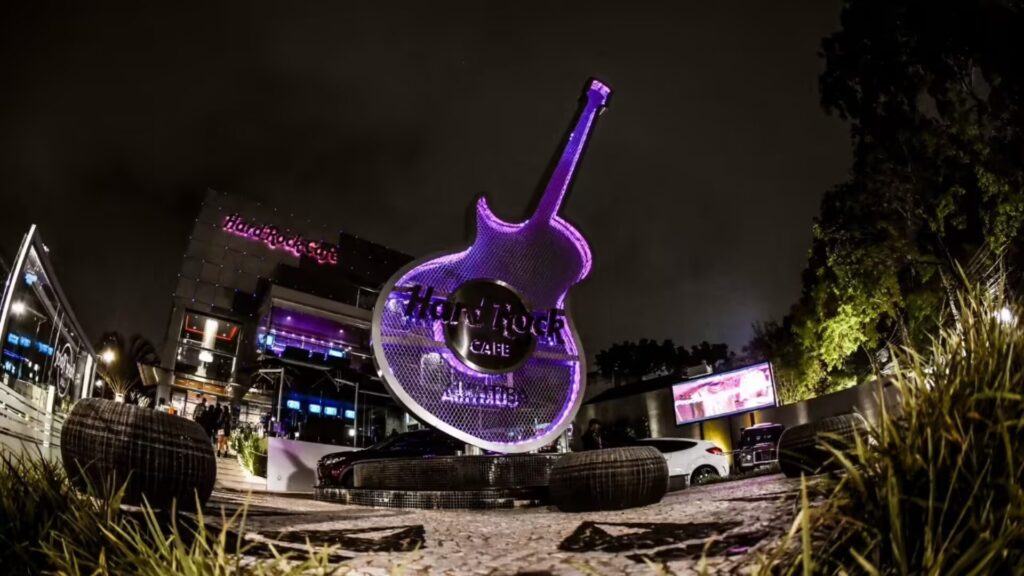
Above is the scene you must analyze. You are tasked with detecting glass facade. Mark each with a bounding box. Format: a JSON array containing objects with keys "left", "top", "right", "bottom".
[
  {"left": 257, "top": 305, "right": 370, "bottom": 366},
  {"left": 173, "top": 312, "right": 240, "bottom": 382},
  {"left": 0, "top": 229, "right": 96, "bottom": 415}
]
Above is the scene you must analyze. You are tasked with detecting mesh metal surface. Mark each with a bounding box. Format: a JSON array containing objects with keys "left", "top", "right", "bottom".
[
  {"left": 352, "top": 453, "right": 562, "bottom": 491},
  {"left": 375, "top": 207, "right": 591, "bottom": 452},
  {"left": 315, "top": 486, "right": 545, "bottom": 510}
]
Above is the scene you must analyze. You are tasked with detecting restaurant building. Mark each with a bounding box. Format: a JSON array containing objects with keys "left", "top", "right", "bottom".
[
  {"left": 149, "top": 190, "right": 414, "bottom": 446},
  {"left": 0, "top": 225, "right": 98, "bottom": 456}
]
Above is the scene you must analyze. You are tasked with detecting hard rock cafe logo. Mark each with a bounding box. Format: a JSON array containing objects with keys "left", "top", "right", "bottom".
[
  {"left": 440, "top": 381, "right": 525, "bottom": 409},
  {"left": 53, "top": 342, "right": 75, "bottom": 398},
  {"left": 222, "top": 214, "right": 339, "bottom": 265},
  {"left": 401, "top": 279, "right": 565, "bottom": 375}
]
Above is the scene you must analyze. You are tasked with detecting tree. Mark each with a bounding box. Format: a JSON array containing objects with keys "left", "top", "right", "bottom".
[
  {"left": 759, "top": 0, "right": 1024, "bottom": 402},
  {"left": 594, "top": 339, "right": 737, "bottom": 381},
  {"left": 95, "top": 332, "right": 159, "bottom": 402}
]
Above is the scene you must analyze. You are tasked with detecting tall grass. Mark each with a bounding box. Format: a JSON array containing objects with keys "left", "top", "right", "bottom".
[
  {"left": 0, "top": 450, "right": 339, "bottom": 575},
  {"left": 760, "top": 290, "right": 1024, "bottom": 574}
]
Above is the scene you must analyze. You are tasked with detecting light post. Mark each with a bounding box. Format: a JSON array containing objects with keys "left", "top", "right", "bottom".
[
  {"left": 98, "top": 347, "right": 123, "bottom": 401},
  {"left": 100, "top": 348, "right": 117, "bottom": 365}
]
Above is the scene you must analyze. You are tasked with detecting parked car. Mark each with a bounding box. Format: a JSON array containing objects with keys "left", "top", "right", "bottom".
[
  {"left": 316, "top": 428, "right": 464, "bottom": 487},
  {"left": 734, "top": 422, "right": 785, "bottom": 473},
  {"left": 628, "top": 438, "right": 729, "bottom": 490}
]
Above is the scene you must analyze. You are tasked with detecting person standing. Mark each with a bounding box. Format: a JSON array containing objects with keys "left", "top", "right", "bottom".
[
  {"left": 200, "top": 400, "right": 218, "bottom": 442},
  {"left": 192, "top": 397, "right": 207, "bottom": 423},
  {"left": 581, "top": 418, "right": 603, "bottom": 451},
  {"left": 217, "top": 405, "right": 232, "bottom": 457}
]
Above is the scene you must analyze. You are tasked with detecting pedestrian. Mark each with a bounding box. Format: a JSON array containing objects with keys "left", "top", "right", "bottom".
[
  {"left": 217, "top": 405, "right": 232, "bottom": 457},
  {"left": 581, "top": 418, "right": 603, "bottom": 451},
  {"left": 203, "top": 400, "right": 221, "bottom": 442},
  {"left": 192, "top": 397, "right": 207, "bottom": 422}
]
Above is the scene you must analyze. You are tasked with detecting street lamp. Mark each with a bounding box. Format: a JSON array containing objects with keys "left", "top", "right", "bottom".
[
  {"left": 100, "top": 349, "right": 116, "bottom": 365},
  {"left": 10, "top": 301, "right": 27, "bottom": 316}
]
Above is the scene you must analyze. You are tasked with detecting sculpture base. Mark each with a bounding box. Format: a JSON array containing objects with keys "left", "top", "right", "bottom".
[
  {"left": 315, "top": 486, "right": 545, "bottom": 510},
  {"left": 315, "top": 453, "right": 561, "bottom": 510}
]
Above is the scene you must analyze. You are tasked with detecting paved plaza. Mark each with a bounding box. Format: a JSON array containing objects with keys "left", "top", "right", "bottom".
[{"left": 208, "top": 459, "right": 799, "bottom": 575}]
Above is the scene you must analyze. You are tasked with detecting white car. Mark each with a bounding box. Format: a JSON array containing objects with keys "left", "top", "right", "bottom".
[{"left": 631, "top": 438, "right": 729, "bottom": 490}]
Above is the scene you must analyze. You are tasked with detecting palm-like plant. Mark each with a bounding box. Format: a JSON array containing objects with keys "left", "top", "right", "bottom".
[{"left": 95, "top": 332, "right": 159, "bottom": 403}]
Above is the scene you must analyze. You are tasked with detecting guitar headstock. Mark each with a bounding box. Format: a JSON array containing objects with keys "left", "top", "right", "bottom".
[{"left": 586, "top": 78, "right": 612, "bottom": 108}]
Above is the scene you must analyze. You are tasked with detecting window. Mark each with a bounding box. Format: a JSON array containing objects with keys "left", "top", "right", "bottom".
[
  {"left": 740, "top": 426, "right": 783, "bottom": 448},
  {"left": 174, "top": 312, "right": 240, "bottom": 382},
  {"left": 634, "top": 439, "right": 697, "bottom": 453}
]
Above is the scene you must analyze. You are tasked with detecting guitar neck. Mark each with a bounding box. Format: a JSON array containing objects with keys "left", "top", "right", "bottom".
[{"left": 531, "top": 79, "right": 611, "bottom": 223}]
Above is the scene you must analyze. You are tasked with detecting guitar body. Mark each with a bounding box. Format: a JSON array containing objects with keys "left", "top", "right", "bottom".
[{"left": 372, "top": 80, "right": 610, "bottom": 452}]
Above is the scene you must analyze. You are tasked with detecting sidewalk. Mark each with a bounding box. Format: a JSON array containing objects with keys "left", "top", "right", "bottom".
[
  {"left": 213, "top": 454, "right": 268, "bottom": 493},
  {"left": 203, "top": 468, "right": 802, "bottom": 575}
]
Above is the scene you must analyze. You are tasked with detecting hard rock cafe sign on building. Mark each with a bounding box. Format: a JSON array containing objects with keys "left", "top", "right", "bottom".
[{"left": 372, "top": 80, "right": 611, "bottom": 453}]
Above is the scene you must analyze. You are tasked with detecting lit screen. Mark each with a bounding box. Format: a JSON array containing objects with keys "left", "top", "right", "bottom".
[
  {"left": 323, "top": 406, "right": 338, "bottom": 416},
  {"left": 286, "top": 399, "right": 301, "bottom": 410},
  {"left": 671, "top": 362, "right": 776, "bottom": 425},
  {"left": 343, "top": 409, "right": 355, "bottom": 420},
  {"left": 308, "top": 403, "right": 322, "bottom": 414}
]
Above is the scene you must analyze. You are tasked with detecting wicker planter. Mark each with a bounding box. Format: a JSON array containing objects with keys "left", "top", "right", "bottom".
[
  {"left": 778, "top": 413, "right": 869, "bottom": 478},
  {"left": 61, "top": 398, "right": 216, "bottom": 509},
  {"left": 549, "top": 446, "right": 668, "bottom": 512}
]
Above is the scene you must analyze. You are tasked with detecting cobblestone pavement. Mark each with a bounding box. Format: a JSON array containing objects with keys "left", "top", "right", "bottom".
[{"left": 207, "top": 469, "right": 801, "bottom": 576}]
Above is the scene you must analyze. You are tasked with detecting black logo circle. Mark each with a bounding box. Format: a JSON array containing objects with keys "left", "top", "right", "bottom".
[{"left": 443, "top": 279, "right": 536, "bottom": 374}]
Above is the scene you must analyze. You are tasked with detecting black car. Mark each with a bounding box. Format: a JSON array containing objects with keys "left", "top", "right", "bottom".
[
  {"left": 735, "top": 422, "right": 785, "bottom": 473},
  {"left": 316, "top": 429, "right": 465, "bottom": 487}
]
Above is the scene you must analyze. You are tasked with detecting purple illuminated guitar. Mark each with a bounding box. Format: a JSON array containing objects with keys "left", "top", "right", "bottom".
[{"left": 372, "top": 80, "right": 611, "bottom": 453}]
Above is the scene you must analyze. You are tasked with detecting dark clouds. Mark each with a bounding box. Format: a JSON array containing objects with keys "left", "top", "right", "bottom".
[{"left": 0, "top": 1, "right": 850, "bottom": 357}]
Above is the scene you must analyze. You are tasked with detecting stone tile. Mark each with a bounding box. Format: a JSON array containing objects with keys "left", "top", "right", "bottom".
[{"left": 204, "top": 469, "right": 801, "bottom": 575}]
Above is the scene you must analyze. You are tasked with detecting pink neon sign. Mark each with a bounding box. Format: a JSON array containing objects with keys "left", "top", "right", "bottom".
[{"left": 222, "top": 214, "right": 339, "bottom": 265}]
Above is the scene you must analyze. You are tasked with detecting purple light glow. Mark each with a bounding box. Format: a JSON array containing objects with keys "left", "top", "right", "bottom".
[
  {"left": 264, "top": 307, "right": 366, "bottom": 350},
  {"left": 476, "top": 198, "right": 526, "bottom": 233},
  {"left": 372, "top": 79, "right": 610, "bottom": 453}
]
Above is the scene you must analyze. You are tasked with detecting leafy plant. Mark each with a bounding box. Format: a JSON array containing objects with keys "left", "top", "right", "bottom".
[
  {"left": 230, "top": 424, "right": 269, "bottom": 478},
  {"left": 0, "top": 449, "right": 339, "bottom": 575},
  {"left": 760, "top": 289, "right": 1024, "bottom": 574},
  {"left": 95, "top": 332, "right": 160, "bottom": 401}
]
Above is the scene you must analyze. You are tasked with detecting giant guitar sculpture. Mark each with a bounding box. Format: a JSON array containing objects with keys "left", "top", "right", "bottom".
[{"left": 372, "top": 80, "right": 611, "bottom": 453}]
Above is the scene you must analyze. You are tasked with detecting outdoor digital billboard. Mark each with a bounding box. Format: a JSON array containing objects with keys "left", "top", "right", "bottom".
[{"left": 671, "top": 362, "right": 777, "bottom": 426}]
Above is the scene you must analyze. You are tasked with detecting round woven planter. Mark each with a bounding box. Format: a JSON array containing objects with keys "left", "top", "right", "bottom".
[
  {"left": 549, "top": 446, "right": 668, "bottom": 512},
  {"left": 61, "top": 398, "right": 216, "bottom": 509},
  {"left": 778, "top": 413, "right": 869, "bottom": 478},
  {"left": 353, "top": 453, "right": 562, "bottom": 491}
]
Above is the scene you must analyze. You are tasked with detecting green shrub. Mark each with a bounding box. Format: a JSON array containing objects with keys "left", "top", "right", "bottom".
[
  {"left": 760, "top": 290, "right": 1024, "bottom": 574},
  {"left": 0, "top": 451, "right": 113, "bottom": 574},
  {"left": 0, "top": 450, "right": 336, "bottom": 575},
  {"left": 230, "top": 424, "right": 269, "bottom": 478}
]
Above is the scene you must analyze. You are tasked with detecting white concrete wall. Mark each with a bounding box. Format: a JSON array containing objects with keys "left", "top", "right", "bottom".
[
  {"left": 577, "top": 378, "right": 900, "bottom": 456},
  {"left": 266, "top": 437, "right": 357, "bottom": 493},
  {"left": 0, "top": 381, "right": 62, "bottom": 461}
]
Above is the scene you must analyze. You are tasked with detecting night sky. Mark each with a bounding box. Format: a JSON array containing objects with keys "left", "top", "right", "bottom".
[{"left": 0, "top": 1, "right": 850, "bottom": 359}]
